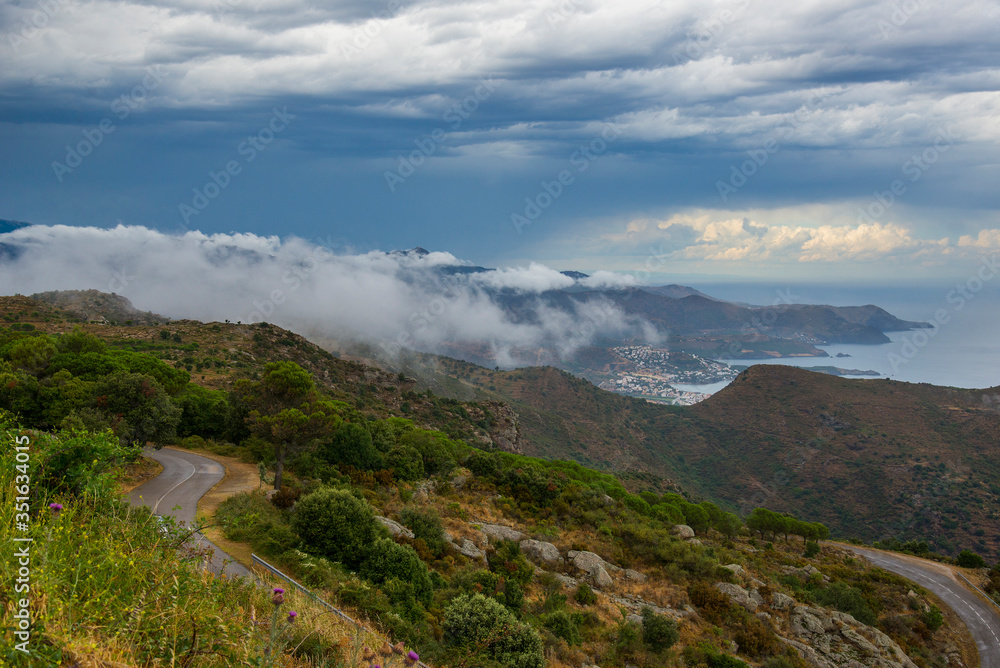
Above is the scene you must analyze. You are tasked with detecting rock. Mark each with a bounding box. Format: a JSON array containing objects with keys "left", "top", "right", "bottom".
[
  {"left": 450, "top": 475, "right": 467, "bottom": 489},
  {"left": 592, "top": 565, "right": 614, "bottom": 588},
  {"left": 671, "top": 524, "right": 695, "bottom": 539},
  {"left": 553, "top": 573, "right": 579, "bottom": 588},
  {"left": 455, "top": 538, "right": 485, "bottom": 559},
  {"left": 715, "top": 583, "right": 758, "bottom": 612},
  {"left": 749, "top": 589, "right": 765, "bottom": 608},
  {"left": 772, "top": 592, "right": 797, "bottom": 610},
  {"left": 784, "top": 604, "right": 918, "bottom": 667},
  {"left": 756, "top": 612, "right": 772, "bottom": 622},
  {"left": 519, "top": 539, "right": 563, "bottom": 565},
  {"left": 626, "top": 613, "right": 642, "bottom": 625},
  {"left": 479, "top": 524, "right": 525, "bottom": 543},
  {"left": 720, "top": 564, "right": 746, "bottom": 578},
  {"left": 376, "top": 516, "right": 414, "bottom": 539},
  {"left": 906, "top": 589, "right": 918, "bottom": 599},
  {"left": 624, "top": 569, "right": 647, "bottom": 583},
  {"left": 688, "top": 538, "right": 703, "bottom": 545}
]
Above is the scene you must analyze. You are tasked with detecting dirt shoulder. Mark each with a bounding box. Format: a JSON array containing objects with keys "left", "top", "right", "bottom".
[{"left": 172, "top": 446, "right": 263, "bottom": 569}]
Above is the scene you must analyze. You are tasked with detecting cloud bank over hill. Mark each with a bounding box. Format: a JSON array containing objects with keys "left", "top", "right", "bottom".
[{"left": 0, "top": 224, "right": 657, "bottom": 365}]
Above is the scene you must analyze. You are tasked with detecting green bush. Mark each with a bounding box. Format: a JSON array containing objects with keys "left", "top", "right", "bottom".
[
  {"left": 574, "top": 583, "right": 598, "bottom": 605},
  {"left": 399, "top": 508, "right": 446, "bottom": 557},
  {"left": 291, "top": 487, "right": 387, "bottom": 569},
  {"left": 386, "top": 445, "right": 425, "bottom": 481},
  {"left": 487, "top": 540, "right": 534, "bottom": 587},
  {"left": 544, "top": 611, "right": 581, "bottom": 645},
  {"left": 810, "top": 582, "right": 877, "bottom": 626},
  {"left": 323, "top": 423, "right": 383, "bottom": 471},
  {"left": 804, "top": 541, "right": 820, "bottom": 558},
  {"left": 443, "top": 594, "right": 545, "bottom": 668},
  {"left": 923, "top": 605, "right": 944, "bottom": 632},
  {"left": 641, "top": 606, "right": 679, "bottom": 652},
  {"left": 957, "top": 549, "right": 987, "bottom": 568},
  {"left": 359, "top": 537, "right": 433, "bottom": 606}
]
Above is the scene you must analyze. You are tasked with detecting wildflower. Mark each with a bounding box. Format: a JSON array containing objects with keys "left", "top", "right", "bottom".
[
  {"left": 379, "top": 642, "right": 393, "bottom": 656},
  {"left": 362, "top": 647, "right": 376, "bottom": 662},
  {"left": 406, "top": 650, "right": 420, "bottom": 666},
  {"left": 272, "top": 587, "right": 285, "bottom": 606},
  {"left": 49, "top": 503, "right": 63, "bottom": 517},
  {"left": 393, "top": 641, "right": 405, "bottom": 655},
  {"left": 287, "top": 610, "right": 297, "bottom": 623}
]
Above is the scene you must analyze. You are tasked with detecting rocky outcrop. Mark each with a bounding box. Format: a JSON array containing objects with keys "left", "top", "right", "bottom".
[
  {"left": 714, "top": 583, "right": 758, "bottom": 612},
  {"left": 519, "top": 539, "right": 562, "bottom": 565},
  {"left": 720, "top": 564, "right": 746, "bottom": 579},
  {"left": 567, "top": 550, "right": 614, "bottom": 588},
  {"left": 671, "top": 524, "right": 695, "bottom": 539},
  {"left": 376, "top": 516, "right": 414, "bottom": 539},
  {"left": 783, "top": 605, "right": 918, "bottom": 668},
  {"left": 484, "top": 401, "right": 523, "bottom": 454},
  {"left": 478, "top": 524, "right": 525, "bottom": 543},
  {"left": 772, "top": 592, "right": 796, "bottom": 610}
]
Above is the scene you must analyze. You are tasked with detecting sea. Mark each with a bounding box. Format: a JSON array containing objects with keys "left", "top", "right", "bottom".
[{"left": 668, "top": 281, "right": 1000, "bottom": 393}]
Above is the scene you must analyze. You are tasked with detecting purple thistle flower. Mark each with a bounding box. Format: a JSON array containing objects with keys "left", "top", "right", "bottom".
[
  {"left": 287, "top": 610, "right": 297, "bottom": 623},
  {"left": 272, "top": 587, "right": 285, "bottom": 606},
  {"left": 406, "top": 650, "right": 420, "bottom": 665},
  {"left": 49, "top": 502, "right": 63, "bottom": 517}
]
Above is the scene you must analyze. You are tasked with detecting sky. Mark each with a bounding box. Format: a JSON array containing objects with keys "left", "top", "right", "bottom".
[{"left": 2, "top": 0, "right": 1000, "bottom": 283}]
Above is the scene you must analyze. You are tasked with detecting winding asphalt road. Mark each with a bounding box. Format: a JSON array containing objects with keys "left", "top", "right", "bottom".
[
  {"left": 841, "top": 545, "right": 1000, "bottom": 667},
  {"left": 129, "top": 447, "right": 254, "bottom": 580}
]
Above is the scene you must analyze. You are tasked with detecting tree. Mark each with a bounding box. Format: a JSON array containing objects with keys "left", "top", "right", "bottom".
[
  {"left": 386, "top": 445, "right": 425, "bottom": 480},
  {"left": 291, "top": 488, "right": 387, "bottom": 569},
  {"left": 7, "top": 336, "right": 57, "bottom": 375},
  {"left": 92, "top": 372, "right": 181, "bottom": 446},
  {"left": 55, "top": 326, "right": 106, "bottom": 355},
  {"left": 233, "top": 361, "right": 341, "bottom": 489},
  {"left": 680, "top": 501, "right": 711, "bottom": 535},
  {"left": 322, "top": 422, "right": 382, "bottom": 470}
]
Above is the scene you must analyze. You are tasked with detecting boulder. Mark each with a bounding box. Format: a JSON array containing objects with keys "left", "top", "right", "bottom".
[
  {"left": 720, "top": 564, "right": 746, "bottom": 578},
  {"left": 376, "top": 516, "right": 414, "bottom": 539},
  {"left": 714, "top": 583, "right": 758, "bottom": 612},
  {"left": 455, "top": 538, "right": 485, "bottom": 559},
  {"left": 671, "top": 524, "right": 695, "bottom": 539},
  {"left": 626, "top": 613, "right": 643, "bottom": 625},
  {"left": 624, "top": 569, "right": 647, "bottom": 583},
  {"left": 772, "top": 592, "right": 797, "bottom": 610},
  {"left": 591, "top": 565, "right": 614, "bottom": 589},
  {"left": 519, "top": 539, "right": 563, "bottom": 565},
  {"left": 479, "top": 524, "right": 525, "bottom": 543}
]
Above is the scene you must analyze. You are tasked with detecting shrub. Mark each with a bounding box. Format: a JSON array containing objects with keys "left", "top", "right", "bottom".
[
  {"left": 399, "top": 507, "right": 446, "bottom": 557},
  {"left": 359, "top": 537, "right": 433, "bottom": 606},
  {"left": 641, "top": 606, "right": 679, "bottom": 652},
  {"left": 574, "top": 583, "right": 598, "bottom": 605},
  {"left": 923, "top": 605, "right": 944, "bottom": 632},
  {"left": 544, "top": 611, "right": 581, "bottom": 645},
  {"left": 810, "top": 582, "right": 877, "bottom": 626},
  {"left": 291, "top": 488, "right": 387, "bottom": 569},
  {"left": 487, "top": 540, "right": 534, "bottom": 587},
  {"left": 957, "top": 549, "right": 987, "bottom": 568},
  {"left": 322, "top": 423, "right": 383, "bottom": 471},
  {"left": 386, "top": 445, "right": 425, "bottom": 481},
  {"left": 804, "top": 541, "right": 820, "bottom": 558},
  {"left": 443, "top": 594, "right": 545, "bottom": 668}
]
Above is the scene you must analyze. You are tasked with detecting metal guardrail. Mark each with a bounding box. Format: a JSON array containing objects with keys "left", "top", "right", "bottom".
[
  {"left": 251, "top": 554, "right": 432, "bottom": 668},
  {"left": 957, "top": 571, "right": 1000, "bottom": 615}
]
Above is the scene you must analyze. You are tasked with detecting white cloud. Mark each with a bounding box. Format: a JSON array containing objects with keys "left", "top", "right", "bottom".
[{"left": 0, "top": 224, "right": 653, "bottom": 364}]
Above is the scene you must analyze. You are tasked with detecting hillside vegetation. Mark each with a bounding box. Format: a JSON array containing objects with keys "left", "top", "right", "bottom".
[{"left": 0, "top": 292, "right": 990, "bottom": 666}]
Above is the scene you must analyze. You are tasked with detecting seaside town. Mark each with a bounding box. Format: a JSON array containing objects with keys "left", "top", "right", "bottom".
[{"left": 596, "top": 346, "right": 740, "bottom": 406}]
